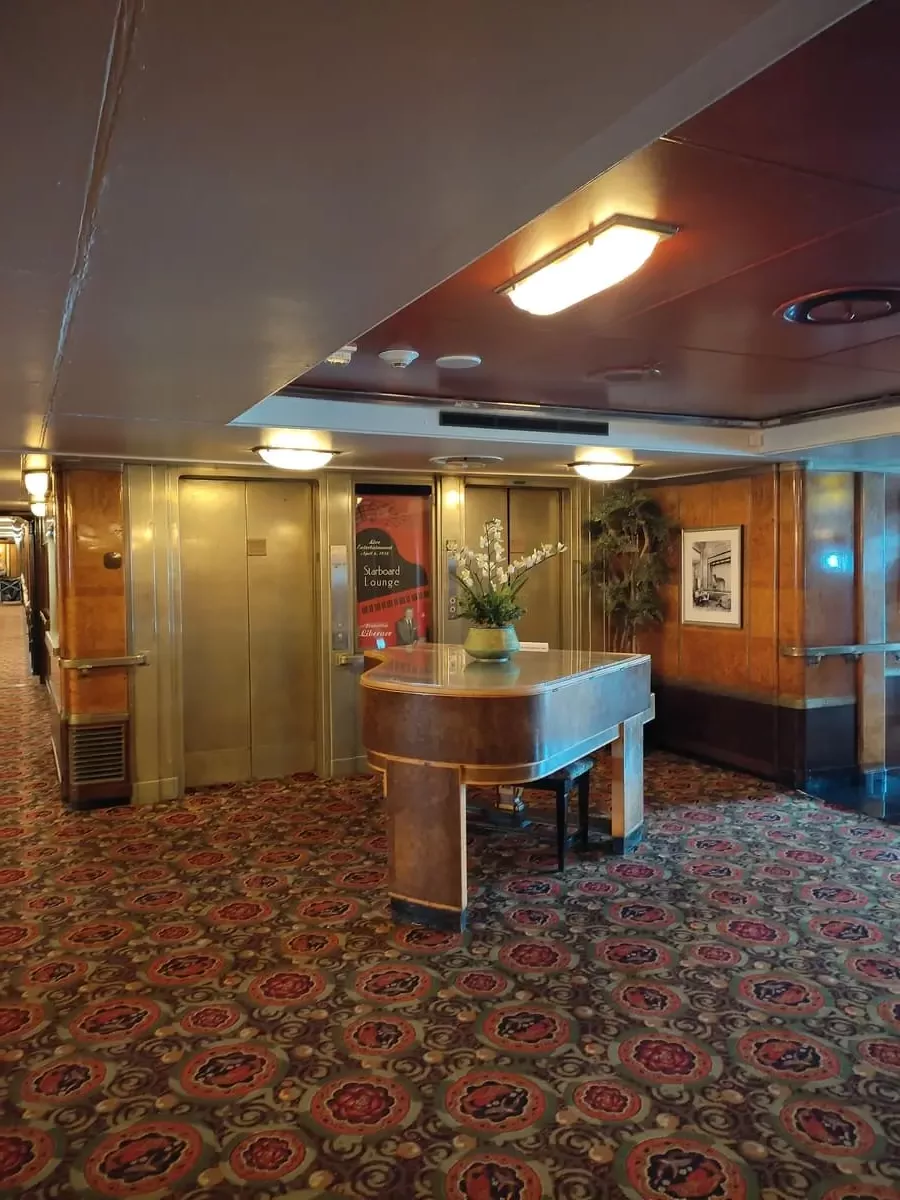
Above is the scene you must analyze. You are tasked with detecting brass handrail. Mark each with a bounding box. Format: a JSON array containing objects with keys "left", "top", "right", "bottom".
[
  {"left": 781, "top": 643, "right": 900, "bottom": 665},
  {"left": 58, "top": 653, "right": 148, "bottom": 672}
]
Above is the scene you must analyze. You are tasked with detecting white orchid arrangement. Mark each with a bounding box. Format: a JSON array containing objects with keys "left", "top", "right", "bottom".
[{"left": 454, "top": 517, "right": 566, "bottom": 627}]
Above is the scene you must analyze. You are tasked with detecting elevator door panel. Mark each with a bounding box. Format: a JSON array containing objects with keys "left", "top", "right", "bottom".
[
  {"left": 180, "top": 479, "right": 316, "bottom": 788},
  {"left": 464, "top": 486, "right": 563, "bottom": 648},
  {"left": 509, "top": 488, "right": 562, "bottom": 647},
  {"left": 247, "top": 481, "right": 316, "bottom": 779},
  {"left": 180, "top": 480, "right": 251, "bottom": 785}
]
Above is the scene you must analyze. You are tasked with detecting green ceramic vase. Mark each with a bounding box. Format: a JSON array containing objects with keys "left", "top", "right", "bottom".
[{"left": 463, "top": 624, "right": 520, "bottom": 662}]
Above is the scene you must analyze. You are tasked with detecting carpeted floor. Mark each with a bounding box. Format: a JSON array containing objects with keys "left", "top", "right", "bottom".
[{"left": 1, "top": 606, "right": 900, "bottom": 1198}]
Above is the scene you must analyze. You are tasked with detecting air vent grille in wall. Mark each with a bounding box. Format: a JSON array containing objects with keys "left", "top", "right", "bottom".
[
  {"left": 439, "top": 411, "right": 610, "bottom": 436},
  {"left": 69, "top": 724, "right": 127, "bottom": 786}
]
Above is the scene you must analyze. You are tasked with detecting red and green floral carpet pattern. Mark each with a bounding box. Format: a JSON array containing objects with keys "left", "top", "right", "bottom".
[{"left": 2, "top": 613, "right": 900, "bottom": 1197}]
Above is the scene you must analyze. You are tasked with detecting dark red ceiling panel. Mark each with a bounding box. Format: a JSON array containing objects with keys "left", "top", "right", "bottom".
[{"left": 671, "top": 0, "right": 900, "bottom": 194}]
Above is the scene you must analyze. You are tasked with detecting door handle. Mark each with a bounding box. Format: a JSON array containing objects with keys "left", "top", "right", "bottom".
[{"left": 335, "top": 653, "right": 365, "bottom": 671}]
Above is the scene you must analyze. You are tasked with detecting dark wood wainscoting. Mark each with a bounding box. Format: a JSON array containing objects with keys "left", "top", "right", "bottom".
[
  {"left": 887, "top": 675, "right": 900, "bottom": 770},
  {"left": 650, "top": 681, "right": 856, "bottom": 787}
]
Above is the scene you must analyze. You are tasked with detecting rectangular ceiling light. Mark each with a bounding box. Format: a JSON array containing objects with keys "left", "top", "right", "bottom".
[{"left": 500, "top": 214, "right": 677, "bottom": 316}]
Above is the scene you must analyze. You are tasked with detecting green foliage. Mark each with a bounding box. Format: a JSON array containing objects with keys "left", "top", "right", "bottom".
[
  {"left": 456, "top": 585, "right": 527, "bottom": 628},
  {"left": 586, "top": 483, "right": 674, "bottom": 651},
  {"left": 454, "top": 517, "right": 567, "bottom": 628}
]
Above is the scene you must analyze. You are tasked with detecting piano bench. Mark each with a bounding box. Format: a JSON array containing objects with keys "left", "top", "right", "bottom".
[{"left": 520, "top": 756, "right": 594, "bottom": 872}]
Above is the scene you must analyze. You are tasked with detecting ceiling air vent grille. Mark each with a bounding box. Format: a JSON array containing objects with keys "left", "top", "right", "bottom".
[
  {"left": 440, "top": 411, "right": 609, "bottom": 437},
  {"left": 69, "top": 724, "right": 127, "bottom": 786}
]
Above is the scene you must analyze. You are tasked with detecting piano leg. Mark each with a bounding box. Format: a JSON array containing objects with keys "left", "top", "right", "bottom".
[
  {"left": 611, "top": 714, "right": 644, "bottom": 853},
  {"left": 384, "top": 759, "right": 468, "bottom": 930}
]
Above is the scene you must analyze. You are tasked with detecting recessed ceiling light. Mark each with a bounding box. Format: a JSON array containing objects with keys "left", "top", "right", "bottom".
[
  {"left": 378, "top": 348, "right": 419, "bottom": 368},
  {"left": 253, "top": 447, "right": 336, "bottom": 470},
  {"left": 777, "top": 287, "right": 900, "bottom": 325},
  {"left": 499, "top": 215, "right": 678, "bottom": 316},
  {"left": 324, "top": 343, "right": 357, "bottom": 366},
  {"left": 430, "top": 455, "right": 503, "bottom": 469},
  {"left": 436, "top": 354, "right": 482, "bottom": 370},
  {"left": 569, "top": 460, "right": 635, "bottom": 481}
]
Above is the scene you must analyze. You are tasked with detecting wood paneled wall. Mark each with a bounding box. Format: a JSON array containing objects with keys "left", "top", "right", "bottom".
[
  {"left": 54, "top": 468, "right": 131, "bottom": 806},
  {"left": 599, "top": 465, "right": 862, "bottom": 784},
  {"left": 886, "top": 474, "right": 900, "bottom": 770},
  {"left": 637, "top": 469, "right": 783, "bottom": 700}
]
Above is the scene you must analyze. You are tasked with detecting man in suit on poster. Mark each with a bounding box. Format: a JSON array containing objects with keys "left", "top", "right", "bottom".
[{"left": 395, "top": 607, "right": 418, "bottom": 646}]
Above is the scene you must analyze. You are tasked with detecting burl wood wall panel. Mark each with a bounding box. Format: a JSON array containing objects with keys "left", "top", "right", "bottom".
[
  {"left": 636, "top": 468, "right": 783, "bottom": 701},
  {"left": 57, "top": 469, "right": 129, "bottom": 716},
  {"left": 620, "top": 466, "right": 859, "bottom": 782}
]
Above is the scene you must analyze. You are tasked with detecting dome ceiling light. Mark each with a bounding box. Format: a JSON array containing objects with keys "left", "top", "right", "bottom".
[
  {"left": 569, "top": 459, "right": 635, "bottom": 482},
  {"left": 777, "top": 287, "right": 900, "bottom": 325},
  {"left": 499, "top": 215, "right": 678, "bottom": 317},
  {"left": 253, "top": 447, "right": 337, "bottom": 470}
]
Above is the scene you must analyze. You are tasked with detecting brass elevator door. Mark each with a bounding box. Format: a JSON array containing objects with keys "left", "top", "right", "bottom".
[
  {"left": 180, "top": 479, "right": 316, "bottom": 787},
  {"left": 464, "top": 486, "right": 563, "bottom": 647}
]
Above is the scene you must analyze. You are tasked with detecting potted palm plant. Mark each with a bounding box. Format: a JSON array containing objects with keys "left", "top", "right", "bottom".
[
  {"left": 454, "top": 517, "right": 566, "bottom": 660},
  {"left": 586, "top": 483, "right": 673, "bottom": 652}
]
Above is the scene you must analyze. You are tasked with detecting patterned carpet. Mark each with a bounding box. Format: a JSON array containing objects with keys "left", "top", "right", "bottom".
[{"left": 1, "top": 607, "right": 900, "bottom": 1198}]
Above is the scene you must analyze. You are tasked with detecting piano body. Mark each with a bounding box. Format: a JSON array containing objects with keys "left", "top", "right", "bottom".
[{"left": 362, "top": 644, "right": 652, "bottom": 929}]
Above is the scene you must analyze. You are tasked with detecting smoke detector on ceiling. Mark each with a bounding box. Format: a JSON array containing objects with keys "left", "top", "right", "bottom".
[
  {"left": 777, "top": 287, "right": 900, "bottom": 325},
  {"left": 379, "top": 347, "right": 419, "bottom": 368},
  {"left": 429, "top": 455, "right": 503, "bottom": 469},
  {"left": 436, "top": 354, "right": 482, "bottom": 370},
  {"left": 324, "top": 343, "right": 357, "bottom": 366}
]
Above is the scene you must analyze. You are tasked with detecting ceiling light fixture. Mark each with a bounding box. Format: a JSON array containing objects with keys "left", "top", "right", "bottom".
[
  {"left": 324, "top": 343, "right": 357, "bottom": 366},
  {"left": 569, "top": 460, "right": 635, "bottom": 482},
  {"left": 22, "top": 470, "right": 50, "bottom": 499},
  {"left": 500, "top": 215, "right": 677, "bottom": 316},
  {"left": 253, "top": 447, "right": 336, "bottom": 470},
  {"left": 435, "top": 354, "right": 482, "bottom": 370}
]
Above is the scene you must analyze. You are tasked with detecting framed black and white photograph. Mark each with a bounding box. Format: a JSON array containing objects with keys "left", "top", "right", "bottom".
[{"left": 681, "top": 527, "right": 742, "bottom": 627}]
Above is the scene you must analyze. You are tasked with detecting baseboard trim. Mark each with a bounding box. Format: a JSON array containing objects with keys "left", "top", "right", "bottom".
[
  {"left": 610, "top": 823, "right": 644, "bottom": 855},
  {"left": 132, "top": 777, "right": 180, "bottom": 805},
  {"left": 391, "top": 897, "right": 467, "bottom": 931}
]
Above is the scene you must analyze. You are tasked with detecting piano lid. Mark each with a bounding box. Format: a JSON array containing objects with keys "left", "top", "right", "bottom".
[{"left": 361, "top": 643, "right": 649, "bottom": 697}]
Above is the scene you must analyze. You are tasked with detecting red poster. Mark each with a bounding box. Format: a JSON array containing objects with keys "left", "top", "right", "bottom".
[{"left": 355, "top": 493, "right": 431, "bottom": 649}]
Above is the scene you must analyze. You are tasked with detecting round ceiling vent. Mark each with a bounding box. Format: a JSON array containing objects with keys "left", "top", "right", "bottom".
[
  {"left": 777, "top": 287, "right": 900, "bottom": 325},
  {"left": 429, "top": 454, "right": 503, "bottom": 469},
  {"left": 435, "top": 354, "right": 482, "bottom": 370},
  {"left": 591, "top": 363, "right": 662, "bottom": 384}
]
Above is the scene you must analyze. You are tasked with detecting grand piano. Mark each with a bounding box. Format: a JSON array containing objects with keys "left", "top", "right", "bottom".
[{"left": 362, "top": 644, "right": 652, "bottom": 930}]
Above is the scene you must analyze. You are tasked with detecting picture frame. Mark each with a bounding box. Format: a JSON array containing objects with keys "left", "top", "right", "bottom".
[{"left": 681, "top": 526, "right": 742, "bottom": 628}]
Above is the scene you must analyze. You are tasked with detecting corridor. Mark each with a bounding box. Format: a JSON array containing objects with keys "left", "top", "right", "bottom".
[{"left": 1, "top": 609, "right": 900, "bottom": 1196}]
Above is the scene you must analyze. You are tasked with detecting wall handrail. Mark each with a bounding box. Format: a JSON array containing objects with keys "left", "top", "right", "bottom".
[
  {"left": 781, "top": 643, "right": 900, "bottom": 665},
  {"left": 58, "top": 653, "right": 149, "bottom": 672}
]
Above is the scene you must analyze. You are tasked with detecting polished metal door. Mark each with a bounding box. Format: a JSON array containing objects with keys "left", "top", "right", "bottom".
[
  {"left": 509, "top": 487, "right": 562, "bottom": 647},
  {"left": 181, "top": 480, "right": 251, "bottom": 786},
  {"left": 247, "top": 480, "right": 316, "bottom": 779},
  {"left": 464, "top": 486, "right": 563, "bottom": 647},
  {"left": 180, "top": 479, "right": 316, "bottom": 787}
]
